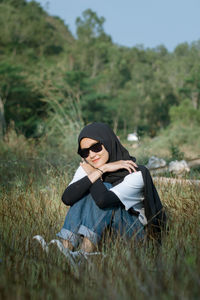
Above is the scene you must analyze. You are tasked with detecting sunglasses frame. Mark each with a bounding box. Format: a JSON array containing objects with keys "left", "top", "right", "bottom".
[{"left": 78, "top": 142, "right": 103, "bottom": 158}]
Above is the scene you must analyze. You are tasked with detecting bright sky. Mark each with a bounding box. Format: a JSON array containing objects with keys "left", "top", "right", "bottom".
[{"left": 35, "top": 0, "right": 200, "bottom": 51}]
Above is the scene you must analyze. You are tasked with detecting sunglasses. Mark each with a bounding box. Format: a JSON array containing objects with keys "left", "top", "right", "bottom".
[{"left": 78, "top": 142, "right": 103, "bottom": 158}]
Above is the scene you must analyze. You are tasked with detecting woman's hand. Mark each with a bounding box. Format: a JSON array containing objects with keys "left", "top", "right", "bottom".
[
  {"left": 80, "top": 160, "right": 103, "bottom": 183},
  {"left": 80, "top": 160, "right": 95, "bottom": 175},
  {"left": 80, "top": 159, "right": 137, "bottom": 184},
  {"left": 101, "top": 160, "right": 137, "bottom": 174}
]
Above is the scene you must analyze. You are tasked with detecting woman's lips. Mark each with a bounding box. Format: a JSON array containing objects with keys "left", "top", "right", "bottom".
[{"left": 92, "top": 158, "right": 100, "bottom": 163}]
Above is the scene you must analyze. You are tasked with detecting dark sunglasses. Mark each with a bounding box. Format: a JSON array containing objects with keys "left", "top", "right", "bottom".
[{"left": 78, "top": 142, "right": 103, "bottom": 158}]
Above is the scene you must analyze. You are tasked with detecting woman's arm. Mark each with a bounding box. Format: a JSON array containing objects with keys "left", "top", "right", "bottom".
[
  {"left": 61, "top": 163, "right": 105, "bottom": 206},
  {"left": 89, "top": 179, "right": 123, "bottom": 209},
  {"left": 62, "top": 160, "right": 137, "bottom": 207},
  {"left": 82, "top": 160, "right": 138, "bottom": 209},
  {"left": 62, "top": 176, "right": 92, "bottom": 206},
  {"left": 90, "top": 171, "right": 144, "bottom": 210}
]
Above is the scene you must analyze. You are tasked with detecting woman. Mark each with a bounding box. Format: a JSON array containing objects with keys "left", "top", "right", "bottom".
[{"left": 57, "top": 122, "right": 166, "bottom": 252}]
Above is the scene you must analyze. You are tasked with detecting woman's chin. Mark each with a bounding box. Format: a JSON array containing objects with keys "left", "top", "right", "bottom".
[{"left": 91, "top": 160, "right": 102, "bottom": 168}]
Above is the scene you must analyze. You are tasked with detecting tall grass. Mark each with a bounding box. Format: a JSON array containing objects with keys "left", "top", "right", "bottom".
[{"left": 0, "top": 131, "right": 200, "bottom": 299}]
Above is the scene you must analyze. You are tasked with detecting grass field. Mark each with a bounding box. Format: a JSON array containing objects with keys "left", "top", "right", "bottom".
[
  {"left": 0, "top": 126, "right": 200, "bottom": 300},
  {"left": 0, "top": 153, "right": 199, "bottom": 300}
]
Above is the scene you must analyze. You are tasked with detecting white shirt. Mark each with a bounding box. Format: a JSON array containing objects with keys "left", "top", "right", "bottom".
[
  {"left": 69, "top": 166, "right": 147, "bottom": 225},
  {"left": 69, "top": 166, "right": 88, "bottom": 185},
  {"left": 110, "top": 171, "right": 147, "bottom": 225}
]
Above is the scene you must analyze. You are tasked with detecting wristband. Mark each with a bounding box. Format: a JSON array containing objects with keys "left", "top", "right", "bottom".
[
  {"left": 96, "top": 168, "right": 103, "bottom": 180},
  {"left": 96, "top": 168, "right": 103, "bottom": 174}
]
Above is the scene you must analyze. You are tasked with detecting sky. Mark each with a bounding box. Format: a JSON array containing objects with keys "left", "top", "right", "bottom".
[{"left": 35, "top": 0, "right": 200, "bottom": 52}]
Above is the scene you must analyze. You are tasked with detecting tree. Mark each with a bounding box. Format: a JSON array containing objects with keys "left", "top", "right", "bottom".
[
  {"left": 64, "top": 71, "right": 109, "bottom": 124},
  {"left": 180, "top": 65, "right": 200, "bottom": 109},
  {"left": 0, "top": 61, "right": 44, "bottom": 136},
  {"left": 0, "top": 0, "right": 26, "bottom": 7},
  {"left": 169, "top": 99, "right": 200, "bottom": 125},
  {"left": 0, "top": 0, "right": 70, "bottom": 57},
  {"left": 75, "top": 9, "right": 112, "bottom": 76}
]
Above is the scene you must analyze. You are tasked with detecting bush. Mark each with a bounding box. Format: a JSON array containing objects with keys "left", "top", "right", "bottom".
[
  {"left": 169, "top": 99, "right": 200, "bottom": 126},
  {"left": 169, "top": 142, "right": 184, "bottom": 161}
]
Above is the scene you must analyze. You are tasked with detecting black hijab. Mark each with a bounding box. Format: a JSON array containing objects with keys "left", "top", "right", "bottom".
[{"left": 78, "top": 122, "right": 136, "bottom": 185}]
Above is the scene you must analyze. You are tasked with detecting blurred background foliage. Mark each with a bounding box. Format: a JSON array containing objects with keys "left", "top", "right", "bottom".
[{"left": 0, "top": 0, "right": 199, "bottom": 159}]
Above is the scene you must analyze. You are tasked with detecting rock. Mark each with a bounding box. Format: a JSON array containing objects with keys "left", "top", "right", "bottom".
[
  {"left": 127, "top": 133, "right": 138, "bottom": 142},
  {"left": 169, "top": 160, "right": 190, "bottom": 175},
  {"left": 146, "top": 156, "right": 167, "bottom": 169}
]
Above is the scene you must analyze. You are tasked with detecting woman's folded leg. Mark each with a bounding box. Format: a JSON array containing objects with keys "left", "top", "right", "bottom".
[
  {"left": 77, "top": 197, "right": 113, "bottom": 246},
  {"left": 56, "top": 196, "right": 87, "bottom": 248},
  {"left": 111, "top": 208, "right": 146, "bottom": 242},
  {"left": 57, "top": 183, "right": 145, "bottom": 250},
  {"left": 57, "top": 183, "right": 114, "bottom": 249}
]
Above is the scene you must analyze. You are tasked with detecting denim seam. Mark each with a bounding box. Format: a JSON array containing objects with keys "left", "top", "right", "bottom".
[
  {"left": 122, "top": 216, "right": 139, "bottom": 234},
  {"left": 126, "top": 218, "right": 144, "bottom": 237},
  {"left": 92, "top": 210, "right": 112, "bottom": 232}
]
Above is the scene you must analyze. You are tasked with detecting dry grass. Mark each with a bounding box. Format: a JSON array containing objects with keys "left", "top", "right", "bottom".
[
  {"left": 0, "top": 128, "right": 200, "bottom": 299},
  {"left": 0, "top": 159, "right": 200, "bottom": 299}
]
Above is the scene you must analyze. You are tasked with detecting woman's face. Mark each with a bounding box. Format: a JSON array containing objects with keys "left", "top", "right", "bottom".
[{"left": 80, "top": 137, "right": 109, "bottom": 168}]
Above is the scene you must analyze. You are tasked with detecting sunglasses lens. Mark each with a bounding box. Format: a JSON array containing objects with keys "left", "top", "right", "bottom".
[
  {"left": 90, "top": 142, "right": 102, "bottom": 153},
  {"left": 80, "top": 149, "right": 89, "bottom": 158},
  {"left": 79, "top": 142, "right": 102, "bottom": 158}
]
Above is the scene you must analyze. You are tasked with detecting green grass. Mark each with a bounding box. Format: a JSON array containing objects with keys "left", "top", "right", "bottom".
[{"left": 0, "top": 129, "right": 200, "bottom": 299}]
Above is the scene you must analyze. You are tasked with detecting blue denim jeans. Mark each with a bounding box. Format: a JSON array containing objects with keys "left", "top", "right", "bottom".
[{"left": 57, "top": 183, "right": 145, "bottom": 247}]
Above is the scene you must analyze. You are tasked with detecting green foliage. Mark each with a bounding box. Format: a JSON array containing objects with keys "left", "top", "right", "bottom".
[
  {"left": 179, "top": 63, "right": 200, "bottom": 110},
  {"left": 76, "top": 9, "right": 106, "bottom": 40},
  {"left": 169, "top": 142, "right": 184, "bottom": 161},
  {"left": 169, "top": 99, "right": 200, "bottom": 125},
  {"left": 0, "top": 1, "right": 200, "bottom": 142},
  {"left": 0, "top": 0, "right": 26, "bottom": 7},
  {"left": 63, "top": 70, "right": 110, "bottom": 124},
  {"left": 0, "top": 0, "right": 72, "bottom": 57},
  {"left": 128, "top": 122, "right": 200, "bottom": 165},
  {"left": 0, "top": 61, "right": 45, "bottom": 136}
]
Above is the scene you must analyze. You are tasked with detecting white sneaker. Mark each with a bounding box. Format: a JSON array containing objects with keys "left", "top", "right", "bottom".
[
  {"left": 33, "top": 236, "right": 104, "bottom": 265},
  {"left": 48, "top": 240, "right": 102, "bottom": 264},
  {"left": 48, "top": 239, "right": 76, "bottom": 267},
  {"left": 33, "top": 235, "right": 49, "bottom": 253}
]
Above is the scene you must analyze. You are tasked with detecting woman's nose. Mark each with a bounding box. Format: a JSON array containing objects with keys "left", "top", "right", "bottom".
[{"left": 89, "top": 150, "right": 96, "bottom": 158}]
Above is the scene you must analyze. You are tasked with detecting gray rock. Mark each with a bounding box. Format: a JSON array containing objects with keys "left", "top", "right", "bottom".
[
  {"left": 127, "top": 133, "right": 138, "bottom": 142},
  {"left": 169, "top": 160, "right": 190, "bottom": 175},
  {"left": 146, "top": 156, "right": 167, "bottom": 169}
]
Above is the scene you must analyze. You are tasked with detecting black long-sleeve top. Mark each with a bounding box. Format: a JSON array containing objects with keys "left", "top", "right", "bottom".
[{"left": 62, "top": 176, "right": 122, "bottom": 209}]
